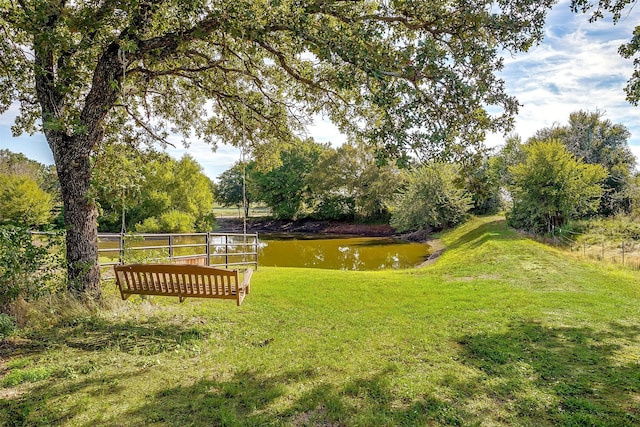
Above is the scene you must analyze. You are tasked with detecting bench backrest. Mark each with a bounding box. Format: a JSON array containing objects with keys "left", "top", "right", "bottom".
[{"left": 114, "top": 263, "right": 240, "bottom": 300}]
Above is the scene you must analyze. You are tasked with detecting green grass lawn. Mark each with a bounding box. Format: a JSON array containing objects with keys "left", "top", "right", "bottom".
[{"left": 2, "top": 216, "right": 640, "bottom": 426}]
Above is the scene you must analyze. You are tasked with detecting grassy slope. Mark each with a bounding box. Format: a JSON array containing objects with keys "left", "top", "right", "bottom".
[{"left": 2, "top": 216, "right": 640, "bottom": 426}]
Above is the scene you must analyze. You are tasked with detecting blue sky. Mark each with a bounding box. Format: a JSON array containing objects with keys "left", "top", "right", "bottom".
[{"left": 1, "top": 0, "right": 638, "bottom": 180}]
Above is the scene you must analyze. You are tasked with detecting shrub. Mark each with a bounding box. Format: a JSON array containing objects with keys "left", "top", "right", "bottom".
[
  {"left": 0, "top": 226, "right": 65, "bottom": 313},
  {"left": 0, "top": 313, "right": 16, "bottom": 338},
  {"left": 507, "top": 140, "right": 607, "bottom": 233},
  {"left": 0, "top": 174, "right": 54, "bottom": 227},
  {"left": 135, "top": 216, "right": 161, "bottom": 233},
  {"left": 313, "top": 195, "right": 356, "bottom": 220},
  {"left": 390, "top": 163, "right": 472, "bottom": 233},
  {"left": 135, "top": 210, "right": 195, "bottom": 233},
  {"left": 194, "top": 212, "right": 216, "bottom": 232}
]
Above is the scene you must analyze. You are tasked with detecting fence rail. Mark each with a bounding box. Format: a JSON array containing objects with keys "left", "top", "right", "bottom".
[{"left": 32, "top": 231, "right": 259, "bottom": 278}]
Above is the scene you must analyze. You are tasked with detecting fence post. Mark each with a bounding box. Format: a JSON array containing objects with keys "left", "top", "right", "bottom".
[
  {"left": 169, "top": 235, "right": 174, "bottom": 261},
  {"left": 583, "top": 242, "right": 586, "bottom": 256},
  {"left": 254, "top": 233, "right": 259, "bottom": 270},
  {"left": 206, "top": 232, "right": 211, "bottom": 266},
  {"left": 225, "top": 235, "right": 229, "bottom": 268},
  {"left": 622, "top": 241, "right": 625, "bottom": 266},
  {"left": 119, "top": 233, "right": 124, "bottom": 265}
]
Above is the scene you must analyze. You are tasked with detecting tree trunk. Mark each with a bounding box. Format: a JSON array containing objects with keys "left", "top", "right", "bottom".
[
  {"left": 51, "top": 135, "right": 101, "bottom": 299},
  {"left": 36, "top": 40, "right": 123, "bottom": 300}
]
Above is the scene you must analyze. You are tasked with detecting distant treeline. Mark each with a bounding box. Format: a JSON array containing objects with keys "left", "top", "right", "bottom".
[{"left": 2, "top": 110, "right": 638, "bottom": 236}]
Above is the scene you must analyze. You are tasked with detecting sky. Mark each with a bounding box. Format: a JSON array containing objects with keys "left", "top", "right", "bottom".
[{"left": 1, "top": 0, "right": 638, "bottom": 180}]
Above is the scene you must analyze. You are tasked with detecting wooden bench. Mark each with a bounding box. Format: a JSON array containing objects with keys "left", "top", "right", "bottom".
[{"left": 114, "top": 263, "right": 252, "bottom": 306}]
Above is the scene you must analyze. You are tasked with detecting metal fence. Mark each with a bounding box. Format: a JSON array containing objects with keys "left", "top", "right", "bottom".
[
  {"left": 97, "top": 231, "right": 258, "bottom": 267},
  {"left": 32, "top": 231, "right": 259, "bottom": 278}
]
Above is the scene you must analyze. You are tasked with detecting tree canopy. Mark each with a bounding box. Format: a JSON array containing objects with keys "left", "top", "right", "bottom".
[
  {"left": 251, "top": 139, "right": 325, "bottom": 220},
  {"left": 93, "top": 149, "right": 215, "bottom": 233},
  {"left": 0, "top": 0, "right": 555, "bottom": 297},
  {"left": 215, "top": 162, "right": 255, "bottom": 218},
  {"left": 307, "top": 142, "right": 400, "bottom": 220}
]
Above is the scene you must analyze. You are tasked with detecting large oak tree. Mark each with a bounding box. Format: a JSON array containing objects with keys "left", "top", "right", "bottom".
[{"left": 0, "top": 0, "right": 554, "bottom": 298}]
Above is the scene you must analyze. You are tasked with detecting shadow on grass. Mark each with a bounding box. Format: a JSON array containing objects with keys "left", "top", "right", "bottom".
[
  {"left": 121, "top": 366, "right": 470, "bottom": 426},
  {"left": 1, "top": 316, "right": 213, "bottom": 426},
  {"left": 5, "top": 319, "right": 638, "bottom": 425},
  {"left": 458, "top": 320, "right": 640, "bottom": 425},
  {"left": 5, "top": 315, "right": 210, "bottom": 358},
  {"left": 445, "top": 218, "right": 520, "bottom": 252},
  {"left": 120, "top": 321, "right": 638, "bottom": 426},
  {"left": 0, "top": 369, "right": 148, "bottom": 426}
]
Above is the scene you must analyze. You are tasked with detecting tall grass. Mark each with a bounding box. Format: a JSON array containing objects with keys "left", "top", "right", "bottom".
[
  {"left": 1, "top": 216, "right": 639, "bottom": 426},
  {"left": 563, "top": 216, "right": 640, "bottom": 269}
]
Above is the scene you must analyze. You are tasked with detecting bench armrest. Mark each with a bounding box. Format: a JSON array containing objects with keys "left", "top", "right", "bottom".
[
  {"left": 236, "top": 268, "right": 253, "bottom": 306},
  {"left": 241, "top": 268, "right": 253, "bottom": 293}
]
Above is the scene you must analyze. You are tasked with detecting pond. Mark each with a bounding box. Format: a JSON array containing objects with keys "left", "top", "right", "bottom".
[
  {"left": 258, "top": 234, "right": 432, "bottom": 271},
  {"left": 96, "top": 232, "right": 432, "bottom": 272}
]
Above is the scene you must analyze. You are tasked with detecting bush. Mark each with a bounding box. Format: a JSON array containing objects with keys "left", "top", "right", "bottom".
[
  {"left": 0, "top": 174, "right": 54, "bottom": 227},
  {"left": 135, "top": 216, "right": 161, "bottom": 233},
  {"left": 0, "top": 313, "right": 16, "bottom": 338},
  {"left": 570, "top": 216, "right": 640, "bottom": 243},
  {"left": 507, "top": 140, "right": 606, "bottom": 233},
  {"left": 135, "top": 210, "right": 196, "bottom": 233},
  {"left": 0, "top": 226, "right": 65, "bottom": 313},
  {"left": 312, "top": 195, "right": 356, "bottom": 220},
  {"left": 390, "top": 163, "right": 472, "bottom": 233},
  {"left": 194, "top": 212, "right": 216, "bottom": 232}
]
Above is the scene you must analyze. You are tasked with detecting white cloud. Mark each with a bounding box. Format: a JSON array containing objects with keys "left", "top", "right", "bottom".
[
  {"left": 488, "top": 1, "right": 640, "bottom": 161},
  {"left": 165, "top": 140, "right": 240, "bottom": 180},
  {"left": 306, "top": 115, "right": 348, "bottom": 147}
]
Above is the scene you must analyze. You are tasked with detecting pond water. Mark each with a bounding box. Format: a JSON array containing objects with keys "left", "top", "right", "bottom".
[{"left": 258, "top": 234, "right": 432, "bottom": 270}]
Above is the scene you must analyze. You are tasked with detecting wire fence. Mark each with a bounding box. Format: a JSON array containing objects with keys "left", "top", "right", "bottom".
[{"left": 553, "top": 230, "right": 640, "bottom": 270}]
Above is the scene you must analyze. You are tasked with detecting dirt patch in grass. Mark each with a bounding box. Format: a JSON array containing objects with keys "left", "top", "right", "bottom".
[{"left": 416, "top": 239, "right": 446, "bottom": 267}]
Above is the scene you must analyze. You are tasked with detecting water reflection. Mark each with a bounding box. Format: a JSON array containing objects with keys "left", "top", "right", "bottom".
[{"left": 258, "top": 234, "right": 431, "bottom": 271}]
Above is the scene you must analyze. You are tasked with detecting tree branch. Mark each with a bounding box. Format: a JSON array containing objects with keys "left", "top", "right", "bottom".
[
  {"left": 115, "top": 103, "right": 175, "bottom": 148},
  {"left": 134, "top": 17, "right": 222, "bottom": 58}
]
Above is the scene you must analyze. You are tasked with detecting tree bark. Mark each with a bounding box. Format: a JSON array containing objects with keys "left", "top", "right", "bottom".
[
  {"left": 37, "top": 39, "right": 124, "bottom": 299},
  {"left": 50, "top": 134, "right": 101, "bottom": 299}
]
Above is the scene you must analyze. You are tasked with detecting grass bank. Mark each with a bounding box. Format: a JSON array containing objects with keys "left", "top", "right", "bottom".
[{"left": 2, "top": 216, "right": 639, "bottom": 426}]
